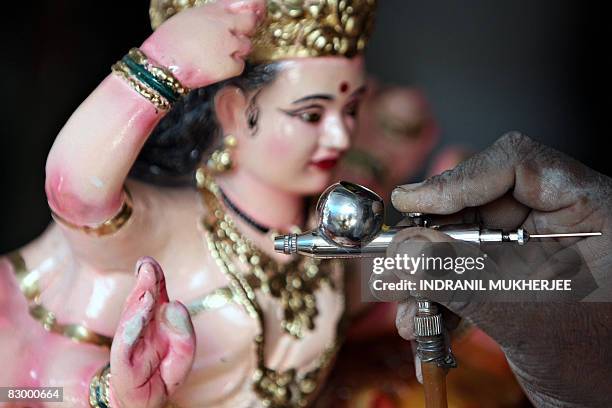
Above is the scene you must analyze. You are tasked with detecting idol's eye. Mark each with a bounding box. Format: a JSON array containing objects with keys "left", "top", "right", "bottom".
[
  {"left": 299, "top": 111, "right": 322, "bottom": 123},
  {"left": 280, "top": 105, "right": 324, "bottom": 124}
]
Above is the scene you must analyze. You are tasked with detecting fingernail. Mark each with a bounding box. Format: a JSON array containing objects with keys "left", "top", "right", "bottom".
[
  {"left": 136, "top": 260, "right": 144, "bottom": 276},
  {"left": 396, "top": 181, "right": 425, "bottom": 192},
  {"left": 140, "top": 290, "right": 154, "bottom": 305},
  {"left": 136, "top": 257, "right": 154, "bottom": 276},
  {"left": 136, "top": 262, "right": 152, "bottom": 279},
  {"left": 414, "top": 355, "right": 423, "bottom": 384}
]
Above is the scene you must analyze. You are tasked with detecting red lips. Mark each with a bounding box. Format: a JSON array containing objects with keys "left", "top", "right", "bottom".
[{"left": 310, "top": 158, "right": 339, "bottom": 170}]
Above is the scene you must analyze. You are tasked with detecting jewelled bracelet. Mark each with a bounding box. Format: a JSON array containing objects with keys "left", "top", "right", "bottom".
[{"left": 111, "top": 48, "right": 188, "bottom": 110}]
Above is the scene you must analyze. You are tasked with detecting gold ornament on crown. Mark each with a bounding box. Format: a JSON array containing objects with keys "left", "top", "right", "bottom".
[{"left": 149, "top": 0, "right": 377, "bottom": 63}]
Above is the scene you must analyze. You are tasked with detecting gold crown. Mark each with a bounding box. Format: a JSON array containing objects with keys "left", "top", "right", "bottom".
[{"left": 150, "top": 0, "right": 377, "bottom": 63}]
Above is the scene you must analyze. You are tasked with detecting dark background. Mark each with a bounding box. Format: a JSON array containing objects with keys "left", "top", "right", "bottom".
[{"left": 1, "top": 1, "right": 609, "bottom": 253}]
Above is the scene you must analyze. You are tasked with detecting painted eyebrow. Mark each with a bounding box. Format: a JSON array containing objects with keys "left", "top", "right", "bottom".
[{"left": 292, "top": 94, "right": 334, "bottom": 104}]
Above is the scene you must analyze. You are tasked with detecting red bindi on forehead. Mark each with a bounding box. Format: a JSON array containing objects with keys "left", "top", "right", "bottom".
[{"left": 339, "top": 82, "right": 349, "bottom": 93}]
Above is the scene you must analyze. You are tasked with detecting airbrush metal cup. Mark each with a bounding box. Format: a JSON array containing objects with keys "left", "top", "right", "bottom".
[{"left": 316, "top": 181, "right": 385, "bottom": 248}]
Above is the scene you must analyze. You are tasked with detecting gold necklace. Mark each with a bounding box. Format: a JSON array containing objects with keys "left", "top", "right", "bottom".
[
  {"left": 196, "top": 168, "right": 344, "bottom": 407},
  {"left": 197, "top": 168, "right": 333, "bottom": 339}
]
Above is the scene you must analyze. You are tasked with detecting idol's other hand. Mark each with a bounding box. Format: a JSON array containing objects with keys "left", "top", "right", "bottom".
[
  {"left": 141, "top": 0, "right": 266, "bottom": 89},
  {"left": 110, "top": 257, "right": 196, "bottom": 408},
  {"left": 391, "top": 133, "right": 612, "bottom": 408}
]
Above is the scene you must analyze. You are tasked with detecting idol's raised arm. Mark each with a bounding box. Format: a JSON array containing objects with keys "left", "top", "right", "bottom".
[{"left": 45, "top": 0, "right": 262, "bottom": 227}]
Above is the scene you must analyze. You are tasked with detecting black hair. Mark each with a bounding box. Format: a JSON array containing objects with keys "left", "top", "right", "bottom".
[{"left": 130, "top": 62, "right": 280, "bottom": 186}]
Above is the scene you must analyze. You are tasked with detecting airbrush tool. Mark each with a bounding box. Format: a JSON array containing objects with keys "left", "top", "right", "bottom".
[
  {"left": 274, "top": 182, "right": 601, "bottom": 258},
  {"left": 273, "top": 181, "right": 602, "bottom": 408}
]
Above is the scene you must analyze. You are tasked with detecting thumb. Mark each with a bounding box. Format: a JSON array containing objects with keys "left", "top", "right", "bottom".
[{"left": 391, "top": 132, "right": 591, "bottom": 216}]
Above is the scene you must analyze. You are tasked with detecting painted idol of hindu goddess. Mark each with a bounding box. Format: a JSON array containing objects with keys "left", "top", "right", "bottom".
[{"left": 0, "top": 1, "right": 380, "bottom": 407}]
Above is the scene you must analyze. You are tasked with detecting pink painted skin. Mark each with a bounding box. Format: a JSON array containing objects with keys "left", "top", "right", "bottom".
[
  {"left": 0, "top": 1, "right": 390, "bottom": 406},
  {"left": 0, "top": 256, "right": 194, "bottom": 408}
]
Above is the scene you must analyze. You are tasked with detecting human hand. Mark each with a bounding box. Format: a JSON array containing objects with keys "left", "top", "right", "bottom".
[
  {"left": 109, "top": 257, "right": 196, "bottom": 408},
  {"left": 141, "top": 0, "right": 266, "bottom": 89},
  {"left": 390, "top": 133, "right": 612, "bottom": 407}
]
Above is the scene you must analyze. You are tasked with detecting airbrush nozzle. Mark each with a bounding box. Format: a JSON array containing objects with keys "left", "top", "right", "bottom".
[
  {"left": 504, "top": 229, "right": 603, "bottom": 245},
  {"left": 528, "top": 232, "right": 602, "bottom": 239}
]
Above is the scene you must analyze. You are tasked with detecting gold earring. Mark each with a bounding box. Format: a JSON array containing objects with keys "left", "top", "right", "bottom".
[{"left": 207, "top": 135, "right": 237, "bottom": 173}]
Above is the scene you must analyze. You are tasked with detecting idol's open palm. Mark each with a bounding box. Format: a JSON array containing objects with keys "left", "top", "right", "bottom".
[{"left": 109, "top": 258, "right": 196, "bottom": 408}]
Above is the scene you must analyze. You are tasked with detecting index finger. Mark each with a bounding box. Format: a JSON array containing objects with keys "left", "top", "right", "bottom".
[{"left": 391, "top": 132, "right": 590, "bottom": 215}]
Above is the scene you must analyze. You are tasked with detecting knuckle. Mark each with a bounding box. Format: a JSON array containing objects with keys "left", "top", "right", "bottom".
[
  {"left": 246, "top": 12, "right": 259, "bottom": 27},
  {"left": 229, "top": 33, "right": 243, "bottom": 50},
  {"left": 497, "top": 131, "right": 532, "bottom": 149},
  {"left": 495, "top": 131, "right": 537, "bottom": 161},
  {"left": 427, "top": 170, "right": 450, "bottom": 193},
  {"left": 432, "top": 170, "right": 460, "bottom": 209}
]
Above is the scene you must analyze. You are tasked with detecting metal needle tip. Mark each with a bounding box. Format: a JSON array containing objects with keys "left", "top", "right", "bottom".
[{"left": 529, "top": 232, "right": 602, "bottom": 239}]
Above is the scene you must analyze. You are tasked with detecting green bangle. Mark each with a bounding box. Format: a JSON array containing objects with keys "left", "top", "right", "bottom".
[
  {"left": 121, "top": 54, "right": 179, "bottom": 103},
  {"left": 111, "top": 48, "right": 188, "bottom": 110},
  {"left": 127, "top": 48, "right": 188, "bottom": 99},
  {"left": 112, "top": 61, "right": 171, "bottom": 111},
  {"left": 89, "top": 363, "right": 111, "bottom": 408}
]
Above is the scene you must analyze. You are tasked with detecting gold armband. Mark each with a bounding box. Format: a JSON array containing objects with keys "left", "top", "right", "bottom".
[
  {"left": 89, "top": 363, "right": 112, "bottom": 408},
  {"left": 51, "top": 188, "right": 133, "bottom": 237}
]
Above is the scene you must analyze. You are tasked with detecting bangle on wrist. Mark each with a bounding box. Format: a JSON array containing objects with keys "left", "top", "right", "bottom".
[
  {"left": 111, "top": 47, "right": 189, "bottom": 111},
  {"left": 126, "top": 48, "right": 188, "bottom": 102},
  {"left": 88, "top": 362, "right": 182, "bottom": 408},
  {"left": 89, "top": 362, "right": 112, "bottom": 408},
  {"left": 51, "top": 187, "right": 133, "bottom": 237}
]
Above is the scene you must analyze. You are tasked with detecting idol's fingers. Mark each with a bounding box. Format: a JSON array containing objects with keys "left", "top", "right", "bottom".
[
  {"left": 141, "top": 0, "right": 265, "bottom": 89},
  {"left": 110, "top": 257, "right": 172, "bottom": 408},
  {"left": 158, "top": 301, "right": 196, "bottom": 396}
]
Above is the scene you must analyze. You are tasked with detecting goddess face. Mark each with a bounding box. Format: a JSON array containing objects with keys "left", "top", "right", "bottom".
[{"left": 231, "top": 56, "right": 367, "bottom": 195}]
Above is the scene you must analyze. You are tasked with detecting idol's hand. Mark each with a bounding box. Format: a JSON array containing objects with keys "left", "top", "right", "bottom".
[
  {"left": 109, "top": 257, "right": 196, "bottom": 408},
  {"left": 141, "top": 0, "right": 265, "bottom": 89},
  {"left": 390, "top": 133, "right": 612, "bottom": 407}
]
